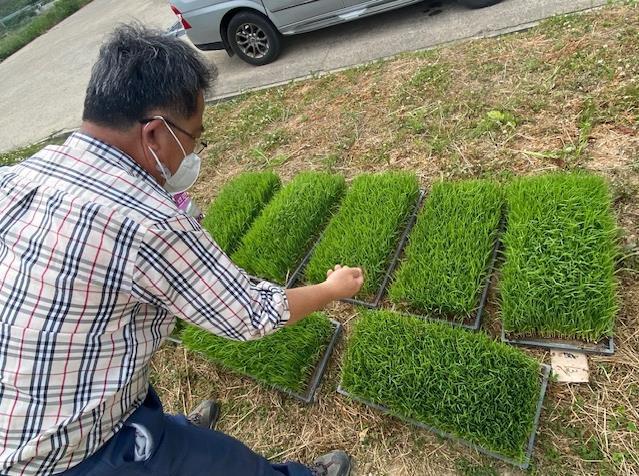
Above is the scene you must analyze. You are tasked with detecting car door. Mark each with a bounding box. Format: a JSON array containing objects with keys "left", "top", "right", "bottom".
[
  {"left": 341, "top": 0, "right": 399, "bottom": 10},
  {"left": 262, "top": 0, "right": 344, "bottom": 30}
]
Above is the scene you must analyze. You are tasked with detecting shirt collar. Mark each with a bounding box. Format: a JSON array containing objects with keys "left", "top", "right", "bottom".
[{"left": 64, "top": 131, "right": 169, "bottom": 197}]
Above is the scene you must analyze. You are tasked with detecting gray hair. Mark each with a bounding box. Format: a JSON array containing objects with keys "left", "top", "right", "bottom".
[{"left": 82, "top": 23, "right": 215, "bottom": 129}]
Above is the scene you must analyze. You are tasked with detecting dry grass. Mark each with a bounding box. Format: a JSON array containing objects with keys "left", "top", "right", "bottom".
[{"left": 151, "top": 3, "right": 639, "bottom": 475}]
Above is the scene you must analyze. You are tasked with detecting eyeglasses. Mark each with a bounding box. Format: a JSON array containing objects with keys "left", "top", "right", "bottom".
[{"left": 140, "top": 117, "right": 207, "bottom": 154}]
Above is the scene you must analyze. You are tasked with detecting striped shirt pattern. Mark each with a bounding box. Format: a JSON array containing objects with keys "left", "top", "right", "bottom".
[{"left": 0, "top": 133, "right": 289, "bottom": 475}]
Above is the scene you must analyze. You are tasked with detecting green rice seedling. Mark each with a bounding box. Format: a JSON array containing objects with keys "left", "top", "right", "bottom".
[
  {"left": 500, "top": 173, "right": 618, "bottom": 342},
  {"left": 304, "top": 172, "right": 420, "bottom": 298},
  {"left": 232, "top": 172, "right": 345, "bottom": 283},
  {"left": 389, "top": 180, "right": 503, "bottom": 321},
  {"left": 181, "top": 313, "right": 334, "bottom": 393},
  {"left": 340, "top": 310, "right": 541, "bottom": 463},
  {"left": 201, "top": 172, "right": 280, "bottom": 254}
]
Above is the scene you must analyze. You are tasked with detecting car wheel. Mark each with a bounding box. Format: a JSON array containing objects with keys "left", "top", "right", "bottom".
[
  {"left": 227, "top": 11, "right": 281, "bottom": 66},
  {"left": 457, "top": 0, "right": 502, "bottom": 8}
]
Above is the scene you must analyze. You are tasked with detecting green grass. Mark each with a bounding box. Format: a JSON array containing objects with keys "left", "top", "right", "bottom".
[
  {"left": 0, "top": 0, "right": 92, "bottom": 62},
  {"left": 500, "top": 172, "right": 618, "bottom": 342},
  {"left": 303, "top": 172, "right": 419, "bottom": 298},
  {"left": 341, "top": 310, "right": 541, "bottom": 463},
  {"left": 389, "top": 180, "right": 503, "bottom": 321},
  {"left": 181, "top": 312, "right": 334, "bottom": 393},
  {"left": 201, "top": 172, "right": 280, "bottom": 255},
  {"left": 232, "top": 172, "right": 345, "bottom": 283},
  {"left": 0, "top": 132, "right": 70, "bottom": 166}
]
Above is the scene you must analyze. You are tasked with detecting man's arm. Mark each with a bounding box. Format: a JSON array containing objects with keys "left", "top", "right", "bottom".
[
  {"left": 132, "top": 218, "right": 363, "bottom": 340},
  {"left": 285, "top": 265, "right": 363, "bottom": 326}
]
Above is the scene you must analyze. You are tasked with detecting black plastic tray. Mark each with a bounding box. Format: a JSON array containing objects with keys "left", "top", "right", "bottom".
[
  {"left": 168, "top": 319, "right": 342, "bottom": 404},
  {"left": 501, "top": 328, "right": 615, "bottom": 355},
  {"left": 389, "top": 215, "right": 504, "bottom": 331},
  {"left": 337, "top": 363, "right": 551, "bottom": 470},
  {"left": 339, "top": 189, "right": 426, "bottom": 309}
]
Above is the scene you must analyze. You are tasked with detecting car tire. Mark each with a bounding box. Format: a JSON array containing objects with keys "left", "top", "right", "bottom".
[
  {"left": 227, "top": 11, "right": 282, "bottom": 66},
  {"left": 457, "top": 0, "right": 502, "bottom": 8}
]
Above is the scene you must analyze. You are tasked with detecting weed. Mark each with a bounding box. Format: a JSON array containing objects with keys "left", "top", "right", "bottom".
[
  {"left": 304, "top": 172, "right": 419, "bottom": 298},
  {"left": 181, "top": 312, "right": 334, "bottom": 393},
  {"left": 232, "top": 172, "right": 345, "bottom": 283},
  {"left": 500, "top": 173, "right": 618, "bottom": 341},
  {"left": 389, "top": 180, "right": 503, "bottom": 321},
  {"left": 201, "top": 172, "right": 280, "bottom": 254},
  {"left": 341, "top": 310, "right": 541, "bottom": 462},
  {"left": 474, "top": 110, "right": 517, "bottom": 136}
]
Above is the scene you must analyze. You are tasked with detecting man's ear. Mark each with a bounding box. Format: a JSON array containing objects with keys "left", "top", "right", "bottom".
[{"left": 141, "top": 119, "right": 162, "bottom": 152}]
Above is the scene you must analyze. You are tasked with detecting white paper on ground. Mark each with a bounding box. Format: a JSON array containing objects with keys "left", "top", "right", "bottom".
[{"left": 550, "top": 350, "right": 589, "bottom": 383}]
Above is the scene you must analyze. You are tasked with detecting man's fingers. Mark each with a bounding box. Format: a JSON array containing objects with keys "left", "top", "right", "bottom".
[{"left": 326, "top": 268, "right": 334, "bottom": 277}]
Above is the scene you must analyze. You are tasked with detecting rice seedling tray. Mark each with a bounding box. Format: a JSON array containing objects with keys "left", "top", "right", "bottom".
[
  {"left": 232, "top": 172, "right": 345, "bottom": 285},
  {"left": 301, "top": 187, "right": 423, "bottom": 309},
  {"left": 341, "top": 310, "right": 546, "bottom": 466},
  {"left": 337, "top": 363, "right": 551, "bottom": 470},
  {"left": 247, "top": 234, "right": 321, "bottom": 289},
  {"left": 340, "top": 189, "right": 424, "bottom": 309},
  {"left": 180, "top": 318, "right": 342, "bottom": 404},
  {"left": 388, "top": 180, "right": 504, "bottom": 330},
  {"left": 201, "top": 171, "right": 281, "bottom": 255},
  {"left": 500, "top": 328, "right": 615, "bottom": 355},
  {"left": 499, "top": 173, "right": 618, "bottom": 355},
  {"left": 390, "top": 216, "right": 503, "bottom": 331},
  {"left": 302, "top": 173, "right": 421, "bottom": 307}
]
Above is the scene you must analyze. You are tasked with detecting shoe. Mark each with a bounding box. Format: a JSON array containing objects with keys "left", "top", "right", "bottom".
[
  {"left": 309, "top": 450, "right": 351, "bottom": 476},
  {"left": 186, "top": 400, "right": 221, "bottom": 430}
]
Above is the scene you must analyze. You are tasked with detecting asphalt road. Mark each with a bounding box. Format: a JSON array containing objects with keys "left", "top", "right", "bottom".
[{"left": 0, "top": 0, "right": 605, "bottom": 152}]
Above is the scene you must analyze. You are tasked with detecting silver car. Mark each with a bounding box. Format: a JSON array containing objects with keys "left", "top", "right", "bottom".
[{"left": 169, "top": 0, "right": 501, "bottom": 66}]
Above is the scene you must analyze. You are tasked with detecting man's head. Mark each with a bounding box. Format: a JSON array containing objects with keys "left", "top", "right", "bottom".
[{"left": 82, "top": 24, "right": 215, "bottom": 188}]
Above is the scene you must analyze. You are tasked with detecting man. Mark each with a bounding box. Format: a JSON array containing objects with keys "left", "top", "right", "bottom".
[{"left": 0, "top": 24, "right": 363, "bottom": 476}]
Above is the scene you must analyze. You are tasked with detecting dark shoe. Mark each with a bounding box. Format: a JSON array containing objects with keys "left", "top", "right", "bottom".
[
  {"left": 186, "top": 400, "right": 221, "bottom": 430},
  {"left": 309, "top": 450, "right": 351, "bottom": 476}
]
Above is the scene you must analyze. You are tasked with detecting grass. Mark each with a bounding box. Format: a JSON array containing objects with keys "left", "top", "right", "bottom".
[
  {"left": 500, "top": 172, "right": 618, "bottom": 342},
  {"left": 201, "top": 172, "right": 280, "bottom": 255},
  {"left": 389, "top": 180, "right": 503, "bottom": 321},
  {"left": 232, "top": 172, "right": 345, "bottom": 283},
  {"left": 303, "top": 172, "right": 419, "bottom": 298},
  {"left": 181, "top": 312, "right": 334, "bottom": 393},
  {"left": 0, "top": 132, "right": 69, "bottom": 166},
  {"left": 340, "top": 310, "right": 542, "bottom": 463},
  {"left": 0, "top": 0, "right": 93, "bottom": 62}
]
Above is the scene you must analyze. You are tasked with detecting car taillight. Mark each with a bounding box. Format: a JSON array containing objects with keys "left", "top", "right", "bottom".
[{"left": 170, "top": 5, "right": 192, "bottom": 30}]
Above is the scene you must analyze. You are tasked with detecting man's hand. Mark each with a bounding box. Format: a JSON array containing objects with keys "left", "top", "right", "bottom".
[
  {"left": 324, "top": 265, "right": 364, "bottom": 300},
  {"left": 284, "top": 264, "right": 365, "bottom": 326}
]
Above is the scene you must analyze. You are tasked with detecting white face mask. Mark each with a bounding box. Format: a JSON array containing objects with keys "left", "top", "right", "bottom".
[{"left": 146, "top": 116, "right": 201, "bottom": 194}]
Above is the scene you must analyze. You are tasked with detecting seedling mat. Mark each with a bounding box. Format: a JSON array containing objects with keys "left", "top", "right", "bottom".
[
  {"left": 500, "top": 328, "right": 615, "bottom": 355},
  {"left": 168, "top": 319, "right": 342, "bottom": 404},
  {"left": 247, "top": 234, "right": 323, "bottom": 289},
  {"left": 322, "top": 188, "right": 425, "bottom": 309},
  {"left": 389, "top": 217, "right": 503, "bottom": 331},
  {"left": 337, "top": 363, "right": 551, "bottom": 470}
]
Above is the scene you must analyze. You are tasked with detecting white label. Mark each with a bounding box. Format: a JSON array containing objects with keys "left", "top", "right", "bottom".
[{"left": 551, "top": 350, "right": 589, "bottom": 383}]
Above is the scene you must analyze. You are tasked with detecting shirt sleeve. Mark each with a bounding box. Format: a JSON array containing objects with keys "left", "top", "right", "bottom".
[{"left": 131, "top": 215, "right": 290, "bottom": 340}]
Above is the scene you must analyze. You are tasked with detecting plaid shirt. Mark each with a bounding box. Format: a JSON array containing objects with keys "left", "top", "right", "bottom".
[{"left": 0, "top": 132, "right": 290, "bottom": 475}]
